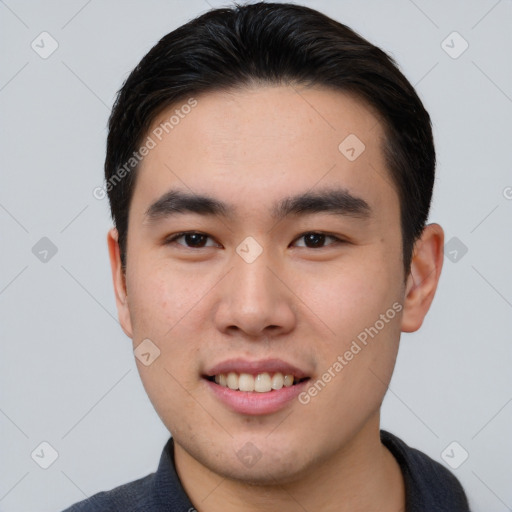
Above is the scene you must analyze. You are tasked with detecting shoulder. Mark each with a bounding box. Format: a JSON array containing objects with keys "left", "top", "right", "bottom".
[
  {"left": 61, "top": 437, "right": 195, "bottom": 512},
  {"left": 380, "top": 430, "right": 471, "bottom": 511},
  {"left": 61, "top": 472, "right": 156, "bottom": 512}
]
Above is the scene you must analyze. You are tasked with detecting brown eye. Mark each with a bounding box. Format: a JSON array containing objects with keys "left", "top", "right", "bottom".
[
  {"left": 294, "top": 232, "right": 340, "bottom": 248},
  {"left": 182, "top": 233, "right": 208, "bottom": 247},
  {"left": 304, "top": 233, "right": 327, "bottom": 248},
  {"left": 165, "top": 232, "right": 218, "bottom": 248}
]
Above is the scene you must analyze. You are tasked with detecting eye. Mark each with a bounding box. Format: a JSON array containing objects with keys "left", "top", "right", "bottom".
[
  {"left": 164, "top": 231, "right": 220, "bottom": 248},
  {"left": 293, "top": 232, "right": 343, "bottom": 249}
]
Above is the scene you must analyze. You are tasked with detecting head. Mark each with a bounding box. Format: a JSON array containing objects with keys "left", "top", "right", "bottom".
[{"left": 106, "top": 2, "right": 443, "bottom": 485}]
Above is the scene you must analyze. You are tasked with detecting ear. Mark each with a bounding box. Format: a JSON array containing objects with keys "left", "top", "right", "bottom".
[
  {"left": 107, "top": 227, "right": 133, "bottom": 338},
  {"left": 401, "top": 223, "right": 444, "bottom": 333}
]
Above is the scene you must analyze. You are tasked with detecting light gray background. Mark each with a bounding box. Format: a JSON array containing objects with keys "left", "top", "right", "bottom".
[{"left": 1, "top": 0, "right": 511, "bottom": 511}]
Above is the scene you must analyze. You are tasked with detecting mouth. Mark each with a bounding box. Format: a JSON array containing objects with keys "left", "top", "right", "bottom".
[
  {"left": 204, "top": 372, "right": 310, "bottom": 392},
  {"left": 201, "top": 358, "right": 311, "bottom": 415}
]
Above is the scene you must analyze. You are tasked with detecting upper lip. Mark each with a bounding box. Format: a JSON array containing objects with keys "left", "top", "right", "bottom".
[{"left": 204, "top": 358, "right": 310, "bottom": 379}]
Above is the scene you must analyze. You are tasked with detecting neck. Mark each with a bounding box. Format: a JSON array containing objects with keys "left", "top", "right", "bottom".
[{"left": 174, "top": 416, "right": 405, "bottom": 512}]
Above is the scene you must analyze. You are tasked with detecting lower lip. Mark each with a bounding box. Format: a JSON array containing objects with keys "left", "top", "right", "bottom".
[{"left": 204, "top": 378, "right": 310, "bottom": 415}]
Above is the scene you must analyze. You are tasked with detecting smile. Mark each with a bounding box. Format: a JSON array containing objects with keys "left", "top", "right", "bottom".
[
  {"left": 202, "top": 359, "right": 312, "bottom": 415},
  {"left": 206, "top": 372, "right": 309, "bottom": 392}
]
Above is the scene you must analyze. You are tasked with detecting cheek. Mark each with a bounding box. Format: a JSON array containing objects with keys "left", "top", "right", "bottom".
[
  {"left": 127, "top": 268, "right": 203, "bottom": 425},
  {"left": 295, "top": 252, "right": 402, "bottom": 340},
  {"left": 126, "top": 275, "right": 171, "bottom": 339},
  {"left": 126, "top": 260, "right": 201, "bottom": 340},
  {"left": 126, "top": 262, "right": 207, "bottom": 394},
  {"left": 298, "top": 260, "right": 403, "bottom": 422}
]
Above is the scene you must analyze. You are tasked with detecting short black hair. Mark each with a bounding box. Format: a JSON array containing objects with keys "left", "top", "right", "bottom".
[{"left": 105, "top": 1, "right": 435, "bottom": 275}]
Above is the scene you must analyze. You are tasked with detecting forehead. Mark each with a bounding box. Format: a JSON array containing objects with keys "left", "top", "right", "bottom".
[{"left": 131, "top": 85, "right": 396, "bottom": 221}]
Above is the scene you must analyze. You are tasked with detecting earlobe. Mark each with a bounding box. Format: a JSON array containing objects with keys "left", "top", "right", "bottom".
[
  {"left": 401, "top": 223, "right": 444, "bottom": 333},
  {"left": 107, "top": 227, "right": 133, "bottom": 338}
]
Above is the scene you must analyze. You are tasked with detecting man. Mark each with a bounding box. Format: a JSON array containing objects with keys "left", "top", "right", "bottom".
[{"left": 64, "top": 2, "right": 471, "bottom": 510}]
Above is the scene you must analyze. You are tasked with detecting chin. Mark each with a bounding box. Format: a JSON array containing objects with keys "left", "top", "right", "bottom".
[
  {"left": 213, "top": 454, "right": 309, "bottom": 486},
  {"left": 187, "top": 434, "right": 312, "bottom": 485}
]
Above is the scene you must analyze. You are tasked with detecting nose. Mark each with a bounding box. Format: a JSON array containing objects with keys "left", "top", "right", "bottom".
[{"left": 213, "top": 249, "right": 297, "bottom": 339}]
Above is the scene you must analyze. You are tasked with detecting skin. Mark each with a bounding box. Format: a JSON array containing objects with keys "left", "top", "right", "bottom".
[{"left": 107, "top": 85, "right": 444, "bottom": 512}]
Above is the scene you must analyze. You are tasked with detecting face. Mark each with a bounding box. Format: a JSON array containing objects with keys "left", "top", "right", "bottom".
[{"left": 108, "top": 85, "right": 438, "bottom": 485}]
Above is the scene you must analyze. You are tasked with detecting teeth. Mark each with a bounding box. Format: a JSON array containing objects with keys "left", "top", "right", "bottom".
[
  {"left": 211, "top": 371, "right": 298, "bottom": 392},
  {"left": 271, "top": 372, "right": 284, "bottom": 390},
  {"left": 239, "top": 373, "right": 254, "bottom": 392},
  {"left": 254, "top": 372, "right": 271, "bottom": 392},
  {"left": 283, "top": 374, "right": 294, "bottom": 387},
  {"left": 227, "top": 372, "right": 238, "bottom": 390}
]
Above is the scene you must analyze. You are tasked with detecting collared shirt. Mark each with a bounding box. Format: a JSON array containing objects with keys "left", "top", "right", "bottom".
[{"left": 62, "top": 430, "right": 471, "bottom": 511}]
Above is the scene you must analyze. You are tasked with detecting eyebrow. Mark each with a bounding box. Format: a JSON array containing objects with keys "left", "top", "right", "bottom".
[{"left": 144, "top": 187, "right": 371, "bottom": 223}]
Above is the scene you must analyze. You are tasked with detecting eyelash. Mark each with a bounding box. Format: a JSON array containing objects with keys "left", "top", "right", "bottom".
[{"left": 163, "top": 231, "right": 346, "bottom": 249}]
